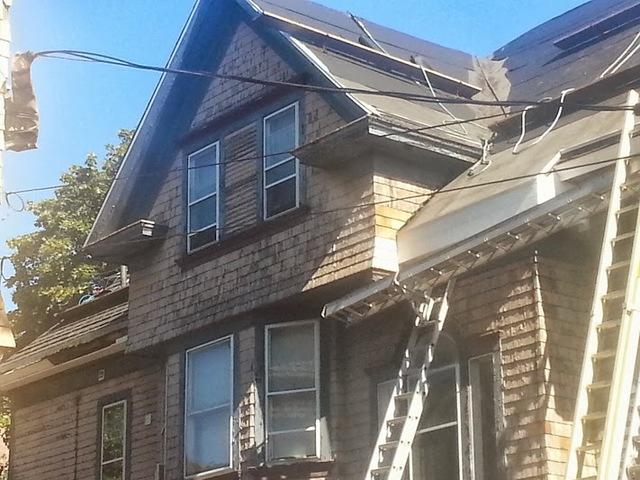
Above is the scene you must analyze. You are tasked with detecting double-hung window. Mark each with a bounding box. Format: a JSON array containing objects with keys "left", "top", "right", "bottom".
[
  {"left": 265, "top": 321, "right": 320, "bottom": 460},
  {"left": 187, "top": 142, "right": 220, "bottom": 252},
  {"left": 100, "top": 400, "right": 127, "bottom": 480},
  {"left": 184, "top": 337, "right": 233, "bottom": 478},
  {"left": 263, "top": 103, "right": 299, "bottom": 219}
]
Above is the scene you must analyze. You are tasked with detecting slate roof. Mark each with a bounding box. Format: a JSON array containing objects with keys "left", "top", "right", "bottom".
[{"left": 0, "top": 299, "right": 127, "bottom": 374}]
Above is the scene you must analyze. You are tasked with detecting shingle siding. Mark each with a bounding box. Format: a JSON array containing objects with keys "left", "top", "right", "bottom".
[{"left": 11, "top": 362, "right": 162, "bottom": 480}]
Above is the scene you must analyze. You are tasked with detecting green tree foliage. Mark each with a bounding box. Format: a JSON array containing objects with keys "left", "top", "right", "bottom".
[{"left": 5, "top": 130, "right": 132, "bottom": 342}]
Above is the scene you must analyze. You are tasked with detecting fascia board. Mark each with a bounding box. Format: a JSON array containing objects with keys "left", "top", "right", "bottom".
[{"left": 84, "top": 0, "right": 203, "bottom": 249}]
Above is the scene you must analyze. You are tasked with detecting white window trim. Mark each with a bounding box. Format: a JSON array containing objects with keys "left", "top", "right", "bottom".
[
  {"left": 265, "top": 320, "right": 320, "bottom": 461},
  {"left": 187, "top": 141, "right": 220, "bottom": 253},
  {"left": 262, "top": 102, "right": 300, "bottom": 221},
  {"left": 183, "top": 335, "right": 235, "bottom": 480},
  {"left": 100, "top": 400, "right": 127, "bottom": 480}
]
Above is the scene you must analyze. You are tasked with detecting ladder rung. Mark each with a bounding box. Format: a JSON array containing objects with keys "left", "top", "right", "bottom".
[
  {"left": 607, "top": 260, "right": 631, "bottom": 272},
  {"left": 371, "top": 466, "right": 390, "bottom": 477},
  {"left": 576, "top": 442, "right": 601, "bottom": 453},
  {"left": 592, "top": 349, "right": 617, "bottom": 361},
  {"left": 586, "top": 381, "right": 611, "bottom": 392},
  {"left": 387, "top": 416, "right": 407, "bottom": 427},
  {"left": 628, "top": 464, "right": 640, "bottom": 476},
  {"left": 616, "top": 204, "right": 639, "bottom": 216},
  {"left": 602, "top": 290, "right": 626, "bottom": 302},
  {"left": 597, "top": 320, "right": 622, "bottom": 331},
  {"left": 379, "top": 441, "right": 399, "bottom": 451},
  {"left": 582, "top": 411, "right": 607, "bottom": 422},
  {"left": 612, "top": 231, "right": 636, "bottom": 244},
  {"left": 622, "top": 176, "right": 640, "bottom": 191},
  {"left": 395, "top": 392, "right": 414, "bottom": 402}
]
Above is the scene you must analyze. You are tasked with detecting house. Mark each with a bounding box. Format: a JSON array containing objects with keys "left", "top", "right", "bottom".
[{"left": 3, "top": 0, "right": 640, "bottom": 479}]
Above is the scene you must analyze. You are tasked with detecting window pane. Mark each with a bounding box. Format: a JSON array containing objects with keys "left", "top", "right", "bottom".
[
  {"left": 421, "top": 367, "right": 457, "bottom": 429},
  {"left": 189, "top": 195, "right": 217, "bottom": 232},
  {"left": 265, "top": 158, "right": 295, "bottom": 186},
  {"left": 185, "top": 409, "right": 230, "bottom": 476},
  {"left": 102, "top": 403, "right": 125, "bottom": 462},
  {"left": 268, "top": 391, "right": 316, "bottom": 432},
  {"left": 101, "top": 460, "right": 124, "bottom": 480},
  {"left": 265, "top": 177, "right": 296, "bottom": 218},
  {"left": 268, "top": 325, "right": 315, "bottom": 392},
  {"left": 412, "top": 426, "right": 458, "bottom": 480},
  {"left": 189, "top": 227, "right": 217, "bottom": 252},
  {"left": 269, "top": 430, "right": 316, "bottom": 460},
  {"left": 265, "top": 106, "right": 296, "bottom": 167},
  {"left": 189, "top": 145, "right": 218, "bottom": 202},
  {"left": 470, "top": 355, "right": 499, "bottom": 480},
  {"left": 187, "top": 341, "right": 231, "bottom": 413}
]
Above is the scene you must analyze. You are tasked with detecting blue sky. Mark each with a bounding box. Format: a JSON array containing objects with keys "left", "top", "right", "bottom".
[{"left": 0, "top": 0, "right": 586, "bottom": 309}]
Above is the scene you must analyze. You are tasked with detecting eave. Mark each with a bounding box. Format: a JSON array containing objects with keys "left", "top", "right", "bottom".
[
  {"left": 322, "top": 169, "right": 617, "bottom": 323},
  {"left": 84, "top": 219, "right": 168, "bottom": 263},
  {"left": 294, "top": 115, "right": 482, "bottom": 169},
  {"left": 0, "top": 336, "right": 127, "bottom": 392}
]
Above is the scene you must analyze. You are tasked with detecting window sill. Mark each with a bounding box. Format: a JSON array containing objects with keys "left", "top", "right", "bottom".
[
  {"left": 185, "top": 467, "right": 237, "bottom": 480},
  {"left": 177, "top": 205, "right": 309, "bottom": 270},
  {"left": 246, "top": 459, "right": 334, "bottom": 478}
]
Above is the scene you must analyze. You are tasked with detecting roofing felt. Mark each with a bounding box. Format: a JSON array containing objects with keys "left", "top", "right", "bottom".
[
  {"left": 251, "top": 0, "right": 475, "bottom": 82},
  {"left": 0, "top": 301, "right": 128, "bottom": 374},
  {"left": 495, "top": 0, "right": 640, "bottom": 101},
  {"left": 291, "top": 39, "right": 492, "bottom": 149}
]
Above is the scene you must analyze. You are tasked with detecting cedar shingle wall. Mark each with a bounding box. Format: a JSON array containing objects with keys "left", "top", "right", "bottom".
[
  {"left": 11, "top": 364, "right": 162, "bottom": 480},
  {"left": 330, "top": 255, "right": 590, "bottom": 480},
  {"left": 126, "top": 21, "right": 380, "bottom": 352}
]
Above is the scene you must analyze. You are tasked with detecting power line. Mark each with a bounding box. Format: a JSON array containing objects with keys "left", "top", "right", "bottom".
[
  {"left": 6, "top": 150, "right": 637, "bottom": 230},
  {"left": 34, "top": 50, "right": 635, "bottom": 112},
  {"left": 3, "top": 108, "right": 523, "bottom": 201}
]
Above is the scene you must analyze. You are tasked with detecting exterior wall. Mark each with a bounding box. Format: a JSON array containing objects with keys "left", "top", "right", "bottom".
[
  {"left": 126, "top": 20, "right": 445, "bottom": 352},
  {"left": 330, "top": 254, "right": 591, "bottom": 480},
  {"left": 10, "top": 360, "right": 162, "bottom": 480}
]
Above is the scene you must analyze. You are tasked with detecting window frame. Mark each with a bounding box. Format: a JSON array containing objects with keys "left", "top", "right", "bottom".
[
  {"left": 264, "top": 320, "right": 321, "bottom": 462},
  {"left": 187, "top": 141, "right": 221, "bottom": 253},
  {"left": 100, "top": 399, "right": 128, "bottom": 480},
  {"left": 262, "top": 102, "right": 300, "bottom": 221},
  {"left": 183, "top": 335, "right": 235, "bottom": 480},
  {"left": 467, "top": 352, "right": 500, "bottom": 480}
]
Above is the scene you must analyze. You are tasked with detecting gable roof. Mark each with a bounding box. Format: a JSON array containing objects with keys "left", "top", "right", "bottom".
[{"left": 85, "top": 0, "right": 497, "bottom": 249}]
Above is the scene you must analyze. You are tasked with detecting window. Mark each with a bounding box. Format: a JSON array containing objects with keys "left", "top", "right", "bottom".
[
  {"left": 376, "top": 337, "right": 500, "bottom": 480},
  {"left": 184, "top": 337, "right": 233, "bottom": 478},
  {"left": 188, "top": 142, "right": 220, "bottom": 252},
  {"left": 376, "top": 335, "right": 462, "bottom": 480},
  {"left": 263, "top": 103, "right": 299, "bottom": 219},
  {"left": 100, "top": 400, "right": 127, "bottom": 480},
  {"left": 265, "top": 321, "right": 319, "bottom": 461},
  {"left": 469, "top": 354, "right": 499, "bottom": 480}
]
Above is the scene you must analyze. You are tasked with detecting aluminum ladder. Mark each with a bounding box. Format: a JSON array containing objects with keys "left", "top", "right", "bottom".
[
  {"left": 364, "top": 279, "right": 455, "bottom": 480},
  {"left": 565, "top": 90, "right": 640, "bottom": 480}
]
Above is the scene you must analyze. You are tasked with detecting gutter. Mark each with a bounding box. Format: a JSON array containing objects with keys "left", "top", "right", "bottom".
[{"left": 322, "top": 169, "right": 615, "bottom": 322}]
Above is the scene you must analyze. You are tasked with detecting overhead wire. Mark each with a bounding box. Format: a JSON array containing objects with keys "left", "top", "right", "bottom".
[
  {"left": 7, "top": 151, "right": 640, "bottom": 232},
  {"left": 32, "top": 49, "right": 636, "bottom": 112},
  {"left": 2, "top": 108, "right": 524, "bottom": 206}
]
